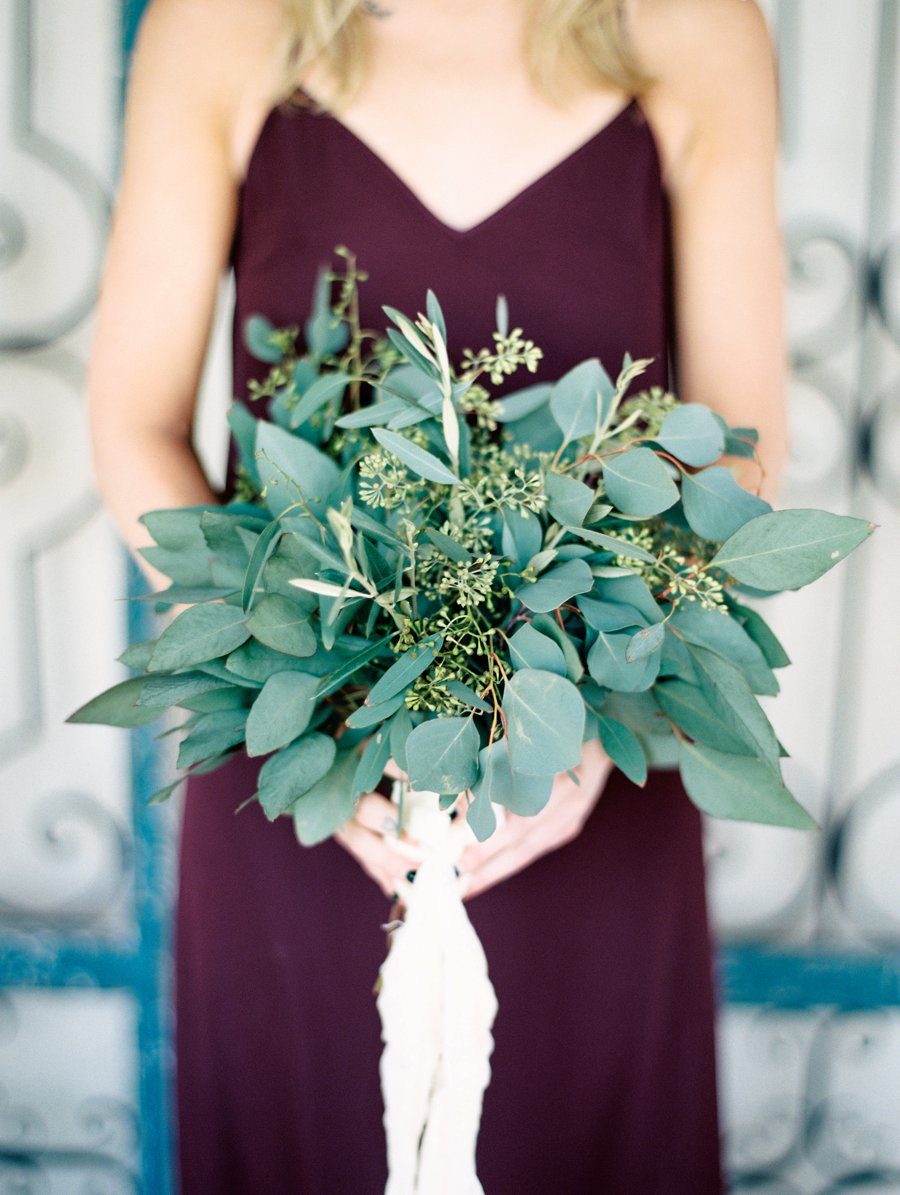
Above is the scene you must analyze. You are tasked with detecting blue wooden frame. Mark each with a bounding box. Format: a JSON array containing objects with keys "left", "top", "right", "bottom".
[{"left": 0, "top": 558, "right": 174, "bottom": 1195}]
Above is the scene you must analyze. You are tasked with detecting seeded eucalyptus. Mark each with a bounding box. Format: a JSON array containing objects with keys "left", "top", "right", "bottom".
[{"left": 70, "top": 252, "right": 875, "bottom": 842}]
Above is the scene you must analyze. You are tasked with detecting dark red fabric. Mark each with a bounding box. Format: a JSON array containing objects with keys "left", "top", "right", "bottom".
[{"left": 175, "top": 96, "right": 723, "bottom": 1194}]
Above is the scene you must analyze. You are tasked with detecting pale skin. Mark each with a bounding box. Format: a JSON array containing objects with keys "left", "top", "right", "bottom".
[{"left": 89, "top": 0, "right": 788, "bottom": 902}]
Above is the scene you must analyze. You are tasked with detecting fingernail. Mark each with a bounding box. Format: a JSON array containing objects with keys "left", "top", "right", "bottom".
[{"left": 405, "top": 869, "right": 417, "bottom": 884}]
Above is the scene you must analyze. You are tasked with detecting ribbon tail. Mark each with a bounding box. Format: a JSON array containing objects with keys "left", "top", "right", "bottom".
[{"left": 377, "top": 793, "right": 497, "bottom": 1195}]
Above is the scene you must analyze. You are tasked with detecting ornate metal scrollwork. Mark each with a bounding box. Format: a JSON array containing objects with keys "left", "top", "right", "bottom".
[
  {"left": 786, "top": 224, "right": 863, "bottom": 370},
  {"left": 0, "top": 0, "right": 110, "bottom": 350},
  {"left": 0, "top": 791, "right": 130, "bottom": 929}
]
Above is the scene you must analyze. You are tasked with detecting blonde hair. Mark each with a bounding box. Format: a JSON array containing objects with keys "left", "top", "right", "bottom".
[{"left": 280, "top": 0, "right": 650, "bottom": 111}]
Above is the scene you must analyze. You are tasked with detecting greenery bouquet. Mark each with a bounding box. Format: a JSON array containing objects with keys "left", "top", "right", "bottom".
[
  {"left": 71, "top": 248, "right": 875, "bottom": 1189},
  {"left": 72, "top": 248, "right": 873, "bottom": 842}
]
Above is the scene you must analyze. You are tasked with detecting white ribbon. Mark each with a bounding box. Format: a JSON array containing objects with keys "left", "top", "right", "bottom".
[{"left": 377, "top": 785, "right": 498, "bottom": 1195}]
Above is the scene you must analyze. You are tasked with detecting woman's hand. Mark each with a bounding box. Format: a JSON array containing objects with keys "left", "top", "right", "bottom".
[
  {"left": 334, "top": 790, "right": 426, "bottom": 901},
  {"left": 457, "top": 739, "right": 613, "bottom": 901},
  {"left": 333, "top": 755, "right": 425, "bottom": 900}
]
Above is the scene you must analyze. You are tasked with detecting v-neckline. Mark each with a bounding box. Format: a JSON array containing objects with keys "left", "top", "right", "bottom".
[{"left": 309, "top": 98, "right": 638, "bottom": 241}]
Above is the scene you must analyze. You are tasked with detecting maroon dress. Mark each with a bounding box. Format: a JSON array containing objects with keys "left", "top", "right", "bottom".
[{"left": 175, "top": 95, "right": 723, "bottom": 1194}]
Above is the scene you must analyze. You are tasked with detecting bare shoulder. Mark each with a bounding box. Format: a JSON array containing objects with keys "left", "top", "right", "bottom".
[
  {"left": 128, "top": 0, "right": 288, "bottom": 176},
  {"left": 628, "top": 0, "right": 778, "bottom": 182}
]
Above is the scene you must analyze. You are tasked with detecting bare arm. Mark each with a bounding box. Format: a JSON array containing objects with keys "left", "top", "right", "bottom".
[
  {"left": 89, "top": 1, "right": 420, "bottom": 891},
  {"left": 87, "top": 0, "right": 286, "bottom": 580},
  {"left": 633, "top": 0, "right": 789, "bottom": 500}
]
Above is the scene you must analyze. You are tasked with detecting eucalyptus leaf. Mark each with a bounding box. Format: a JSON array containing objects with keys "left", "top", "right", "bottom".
[
  {"left": 492, "top": 383, "right": 552, "bottom": 423},
  {"left": 587, "top": 629, "right": 661, "bottom": 692},
  {"left": 601, "top": 689, "right": 666, "bottom": 739},
  {"left": 137, "top": 673, "right": 235, "bottom": 708},
  {"left": 227, "top": 403, "right": 261, "bottom": 483},
  {"left": 196, "top": 658, "right": 260, "bottom": 688},
  {"left": 679, "top": 740, "right": 816, "bottom": 829},
  {"left": 255, "top": 421, "right": 341, "bottom": 518},
  {"left": 138, "top": 545, "right": 213, "bottom": 588},
  {"left": 602, "top": 448, "right": 679, "bottom": 517},
  {"left": 289, "top": 372, "right": 350, "bottom": 429},
  {"left": 544, "top": 472, "right": 594, "bottom": 526},
  {"left": 529, "top": 614, "right": 585, "bottom": 684},
  {"left": 406, "top": 716, "right": 480, "bottom": 794},
  {"left": 305, "top": 268, "right": 348, "bottom": 357},
  {"left": 655, "top": 679, "right": 752, "bottom": 755},
  {"left": 553, "top": 544, "right": 594, "bottom": 561},
  {"left": 246, "top": 594, "right": 317, "bottom": 658},
  {"left": 256, "top": 733, "right": 337, "bottom": 820},
  {"left": 681, "top": 467, "right": 770, "bottom": 542},
  {"left": 583, "top": 502, "right": 614, "bottom": 526},
  {"left": 146, "top": 779, "right": 184, "bottom": 806},
  {"left": 472, "top": 739, "right": 554, "bottom": 817},
  {"left": 148, "top": 604, "right": 250, "bottom": 673},
  {"left": 596, "top": 715, "right": 647, "bottom": 786},
  {"left": 655, "top": 403, "right": 726, "bottom": 466},
  {"left": 567, "top": 527, "right": 657, "bottom": 563},
  {"left": 380, "top": 364, "right": 442, "bottom": 410},
  {"left": 514, "top": 558, "right": 593, "bottom": 613},
  {"left": 577, "top": 597, "right": 647, "bottom": 633},
  {"left": 292, "top": 749, "right": 360, "bottom": 846},
  {"left": 508, "top": 624, "right": 567, "bottom": 675},
  {"left": 424, "top": 529, "right": 474, "bottom": 563},
  {"left": 352, "top": 726, "right": 393, "bottom": 797},
  {"left": 733, "top": 602, "right": 791, "bottom": 669},
  {"left": 550, "top": 358, "right": 614, "bottom": 442},
  {"left": 526, "top": 548, "right": 558, "bottom": 575},
  {"left": 316, "top": 634, "right": 394, "bottom": 699},
  {"left": 388, "top": 706, "right": 416, "bottom": 773},
  {"left": 671, "top": 604, "right": 778, "bottom": 695},
  {"left": 503, "top": 670, "right": 584, "bottom": 776},
  {"left": 444, "top": 680, "right": 493, "bottom": 713},
  {"left": 349, "top": 506, "right": 407, "bottom": 550},
  {"left": 336, "top": 397, "right": 410, "bottom": 429},
  {"left": 626, "top": 621, "right": 666, "bottom": 662},
  {"left": 503, "top": 403, "right": 571, "bottom": 452},
  {"left": 245, "top": 671, "right": 319, "bottom": 757},
  {"left": 345, "top": 690, "right": 408, "bottom": 729},
  {"left": 131, "top": 585, "right": 237, "bottom": 606},
  {"left": 366, "top": 635, "right": 442, "bottom": 705},
  {"left": 242, "top": 519, "right": 284, "bottom": 611},
  {"left": 659, "top": 631, "right": 695, "bottom": 681},
  {"left": 465, "top": 776, "right": 498, "bottom": 842},
  {"left": 118, "top": 640, "right": 157, "bottom": 671},
  {"left": 67, "top": 677, "right": 164, "bottom": 728},
  {"left": 501, "top": 508, "right": 543, "bottom": 569},
  {"left": 386, "top": 328, "right": 439, "bottom": 379},
  {"left": 372, "top": 428, "right": 459, "bottom": 485},
  {"left": 593, "top": 574, "right": 662, "bottom": 623},
  {"left": 244, "top": 314, "right": 283, "bottom": 362},
  {"left": 685, "top": 644, "right": 780, "bottom": 766},
  {"left": 226, "top": 639, "right": 313, "bottom": 684},
  {"left": 710, "top": 510, "right": 875, "bottom": 590},
  {"left": 177, "top": 709, "right": 248, "bottom": 769},
  {"left": 724, "top": 426, "right": 759, "bottom": 459}
]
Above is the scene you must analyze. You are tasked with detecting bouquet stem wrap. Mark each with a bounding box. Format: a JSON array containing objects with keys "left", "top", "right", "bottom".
[{"left": 377, "top": 785, "right": 498, "bottom": 1195}]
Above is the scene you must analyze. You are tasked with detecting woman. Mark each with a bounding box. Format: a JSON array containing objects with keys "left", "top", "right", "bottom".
[{"left": 89, "top": 0, "right": 787, "bottom": 1191}]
